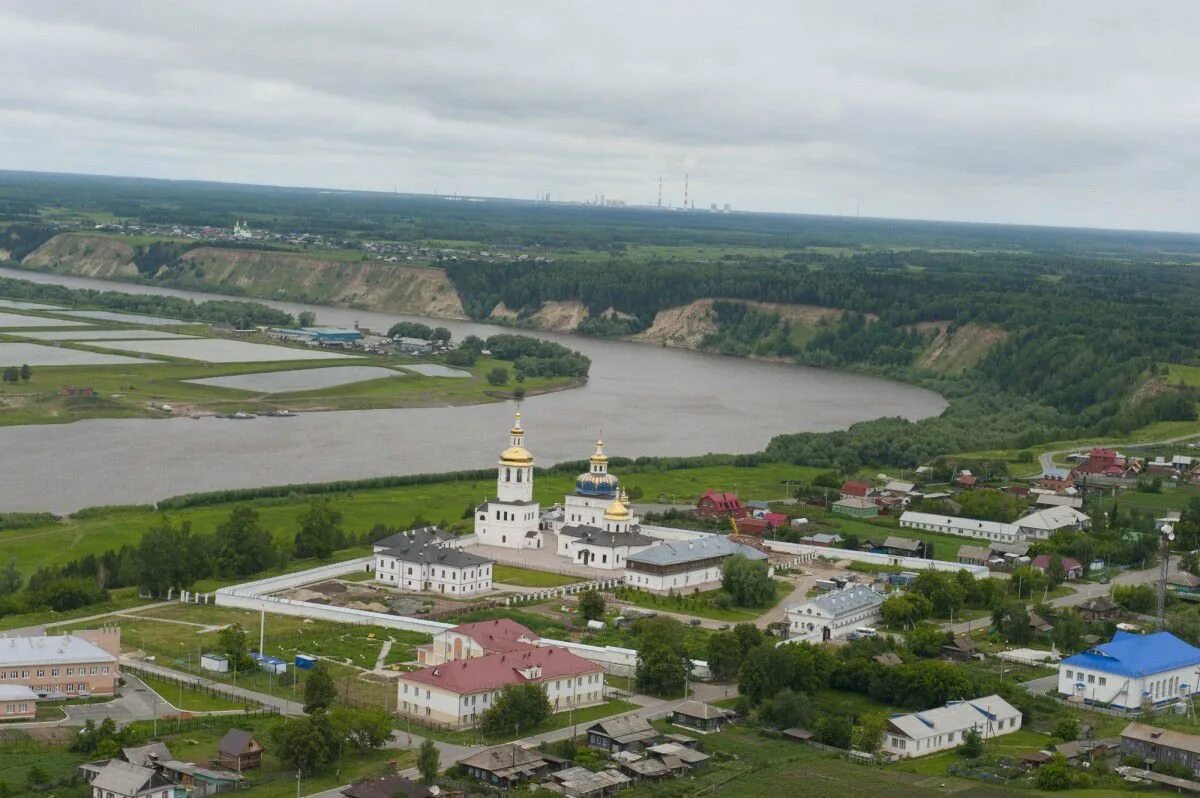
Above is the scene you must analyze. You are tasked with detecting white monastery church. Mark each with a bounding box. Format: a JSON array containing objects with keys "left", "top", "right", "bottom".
[{"left": 474, "top": 411, "right": 542, "bottom": 549}]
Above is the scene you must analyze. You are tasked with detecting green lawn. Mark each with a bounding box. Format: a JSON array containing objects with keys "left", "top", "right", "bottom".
[
  {"left": 0, "top": 586, "right": 155, "bottom": 632},
  {"left": 63, "top": 603, "right": 428, "bottom": 709},
  {"left": 135, "top": 672, "right": 254, "bottom": 712},
  {"left": 611, "top": 580, "right": 793, "bottom": 622},
  {"left": 0, "top": 463, "right": 824, "bottom": 580},
  {"left": 492, "top": 564, "right": 584, "bottom": 588}
]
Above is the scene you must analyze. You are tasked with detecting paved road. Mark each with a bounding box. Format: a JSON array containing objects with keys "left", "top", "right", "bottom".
[
  {"left": 1037, "top": 431, "right": 1200, "bottom": 477},
  {"left": 940, "top": 560, "right": 1171, "bottom": 635},
  {"left": 5, "top": 600, "right": 175, "bottom": 637}
]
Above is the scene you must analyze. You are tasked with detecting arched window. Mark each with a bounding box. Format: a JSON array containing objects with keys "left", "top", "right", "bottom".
[{"left": 516, "top": 470, "right": 522, "bottom": 483}]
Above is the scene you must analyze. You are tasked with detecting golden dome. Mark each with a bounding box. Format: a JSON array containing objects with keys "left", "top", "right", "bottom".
[
  {"left": 511, "top": 410, "right": 525, "bottom": 436},
  {"left": 500, "top": 446, "right": 534, "bottom": 467},
  {"left": 603, "top": 494, "right": 631, "bottom": 522},
  {"left": 589, "top": 439, "right": 608, "bottom": 465}
]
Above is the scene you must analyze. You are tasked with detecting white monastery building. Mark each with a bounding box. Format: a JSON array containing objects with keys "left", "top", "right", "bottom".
[
  {"left": 372, "top": 527, "right": 493, "bottom": 596},
  {"left": 882, "top": 694, "right": 1022, "bottom": 758},
  {"left": 1058, "top": 631, "right": 1200, "bottom": 711},
  {"left": 625, "top": 535, "right": 771, "bottom": 593},
  {"left": 899, "top": 506, "right": 1089, "bottom": 544},
  {"left": 396, "top": 645, "right": 605, "bottom": 729},
  {"left": 474, "top": 411, "right": 542, "bottom": 549},
  {"left": 786, "top": 584, "right": 883, "bottom": 642},
  {"left": 416, "top": 619, "right": 541, "bottom": 667}
]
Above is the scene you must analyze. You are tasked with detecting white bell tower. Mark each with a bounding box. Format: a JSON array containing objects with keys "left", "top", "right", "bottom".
[
  {"left": 475, "top": 409, "right": 542, "bottom": 549},
  {"left": 497, "top": 411, "right": 534, "bottom": 502}
]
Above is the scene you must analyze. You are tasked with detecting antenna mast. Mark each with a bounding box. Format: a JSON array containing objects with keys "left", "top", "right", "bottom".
[
  {"left": 683, "top": 173, "right": 689, "bottom": 210},
  {"left": 657, "top": 176, "right": 662, "bottom": 208}
]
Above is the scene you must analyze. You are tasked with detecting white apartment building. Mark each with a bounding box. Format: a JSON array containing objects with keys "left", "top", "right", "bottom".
[
  {"left": 786, "top": 584, "right": 883, "bottom": 642},
  {"left": 1058, "top": 631, "right": 1200, "bottom": 711},
  {"left": 373, "top": 526, "right": 493, "bottom": 596}
]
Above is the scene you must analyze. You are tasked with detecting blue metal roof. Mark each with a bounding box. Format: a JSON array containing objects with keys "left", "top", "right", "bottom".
[{"left": 1060, "top": 631, "right": 1200, "bottom": 678}]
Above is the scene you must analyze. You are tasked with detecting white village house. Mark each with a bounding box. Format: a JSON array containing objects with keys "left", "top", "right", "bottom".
[
  {"left": 882, "top": 694, "right": 1022, "bottom": 758},
  {"left": 786, "top": 584, "right": 883, "bottom": 642},
  {"left": 396, "top": 645, "right": 605, "bottom": 729},
  {"left": 373, "top": 527, "right": 493, "bottom": 596},
  {"left": 1058, "top": 631, "right": 1200, "bottom": 711}
]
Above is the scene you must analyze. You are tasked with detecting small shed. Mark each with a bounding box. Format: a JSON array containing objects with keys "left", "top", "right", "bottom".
[
  {"left": 200, "top": 653, "right": 229, "bottom": 673},
  {"left": 217, "top": 728, "right": 264, "bottom": 771}
]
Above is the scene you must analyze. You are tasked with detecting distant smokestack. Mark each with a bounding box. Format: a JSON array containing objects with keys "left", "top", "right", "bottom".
[
  {"left": 657, "top": 176, "right": 662, "bottom": 208},
  {"left": 683, "top": 173, "right": 689, "bottom": 209}
]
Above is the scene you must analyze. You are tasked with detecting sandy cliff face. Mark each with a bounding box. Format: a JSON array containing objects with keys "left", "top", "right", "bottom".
[
  {"left": 175, "top": 248, "right": 467, "bottom": 318},
  {"left": 633, "top": 299, "right": 720, "bottom": 348},
  {"left": 21, "top": 233, "right": 139, "bottom": 278},
  {"left": 21, "top": 235, "right": 467, "bottom": 319},
  {"left": 916, "top": 322, "right": 1007, "bottom": 373}
]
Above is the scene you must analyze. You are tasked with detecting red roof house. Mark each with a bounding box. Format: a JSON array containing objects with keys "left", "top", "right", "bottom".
[
  {"left": 1031, "top": 554, "right": 1083, "bottom": 580},
  {"left": 955, "top": 473, "right": 978, "bottom": 488},
  {"left": 736, "top": 517, "right": 770, "bottom": 536},
  {"left": 840, "top": 481, "right": 872, "bottom": 498},
  {"left": 762, "top": 512, "right": 790, "bottom": 529},
  {"left": 696, "top": 490, "right": 748, "bottom": 520},
  {"left": 451, "top": 619, "right": 540, "bottom": 654}
]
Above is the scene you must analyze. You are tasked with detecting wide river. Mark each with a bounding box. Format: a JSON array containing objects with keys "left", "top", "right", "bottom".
[{"left": 0, "top": 267, "right": 946, "bottom": 513}]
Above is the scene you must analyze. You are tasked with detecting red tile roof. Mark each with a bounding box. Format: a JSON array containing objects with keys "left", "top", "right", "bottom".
[
  {"left": 763, "top": 512, "right": 789, "bottom": 526},
  {"left": 1032, "top": 554, "right": 1082, "bottom": 572},
  {"left": 402, "top": 645, "right": 600, "bottom": 695},
  {"left": 698, "top": 491, "right": 743, "bottom": 509},
  {"left": 451, "top": 619, "right": 540, "bottom": 654},
  {"left": 841, "top": 481, "right": 871, "bottom": 497}
]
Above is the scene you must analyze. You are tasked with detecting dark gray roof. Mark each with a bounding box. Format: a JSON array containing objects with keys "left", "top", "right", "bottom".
[
  {"left": 588, "top": 715, "right": 658, "bottom": 744},
  {"left": 373, "top": 526, "right": 457, "bottom": 550},
  {"left": 218, "top": 728, "right": 259, "bottom": 756},
  {"left": 559, "top": 524, "right": 656, "bottom": 548},
  {"left": 121, "top": 742, "right": 172, "bottom": 767},
  {"left": 626, "top": 535, "right": 767, "bottom": 567},
  {"left": 380, "top": 542, "right": 490, "bottom": 568}
]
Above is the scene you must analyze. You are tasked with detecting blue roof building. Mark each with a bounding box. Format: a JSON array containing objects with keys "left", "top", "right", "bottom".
[{"left": 1058, "top": 631, "right": 1200, "bottom": 710}]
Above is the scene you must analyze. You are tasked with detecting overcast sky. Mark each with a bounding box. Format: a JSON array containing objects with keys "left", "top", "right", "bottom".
[{"left": 1, "top": 2, "right": 1197, "bottom": 231}]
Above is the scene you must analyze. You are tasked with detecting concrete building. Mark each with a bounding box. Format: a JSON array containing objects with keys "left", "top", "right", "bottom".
[
  {"left": 1014, "top": 506, "right": 1090, "bottom": 540},
  {"left": 270, "top": 327, "right": 363, "bottom": 344},
  {"left": 832, "top": 497, "right": 879, "bottom": 518},
  {"left": 786, "top": 585, "right": 883, "bottom": 642},
  {"left": 373, "top": 526, "right": 493, "bottom": 596},
  {"left": 415, "top": 619, "right": 540, "bottom": 667},
  {"left": 882, "top": 694, "right": 1022, "bottom": 758},
  {"left": 474, "top": 412, "right": 542, "bottom": 549},
  {"left": 0, "top": 628, "right": 120, "bottom": 698},
  {"left": 624, "top": 535, "right": 770, "bottom": 593},
  {"left": 0, "top": 684, "right": 37, "bottom": 719},
  {"left": 900, "top": 507, "right": 1089, "bottom": 544},
  {"left": 396, "top": 646, "right": 604, "bottom": 729},
  {"left": 1059, "top": 631, "right": 1200, "bottom": 710}
]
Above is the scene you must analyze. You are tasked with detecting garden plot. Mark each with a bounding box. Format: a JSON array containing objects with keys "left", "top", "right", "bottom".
[
  {"left": 0, "top": 312, "right": 91, "bottom": 328},
  {"left": 0, "top": 342, "right": 158, "bottom": 367},
  {"left": 186, "top": 365, "right": 402, "bottom": 393},
  {"left": 0, "top": 299, "right": 65, "bottom": 310},
  {"left": 16, "top": 329, "right": 199, "bottom": 341},
  {"left": 90, "top": 338, "right": 359, "bottom": 363},
  {"left": 402, "top": 363, "right": 471, "bottom": 378},
  {"left": 58, "top": 310, "right": 191, "bottom": 326}
]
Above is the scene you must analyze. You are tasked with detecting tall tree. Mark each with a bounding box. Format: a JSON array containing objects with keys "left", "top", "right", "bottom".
[
  {"left": 721, "top": 555, "right": 776, "bottom": 607},
  {"left": 215, "top": 506, "right": 275, "bottom": 577},
  {"left": 18, "top": 364, "right": 30, "bottom": 383},
  {"left": 577, "top": 589, "right": 605, "bottom": 622},
  {"left": 417, "top": 738, "right": 440, "bottom": 786},
  {"left": 479, "top": 683, "right": 551, "bottom": 736},
  {"left": 304, "top": 662, "right": 338, "bottom": 713},
  {"left": 294, "top": 502, "right": 344, "bottom": 560},
  {"left": 0, "top": 560, "right": 22, "bottom": 595}
]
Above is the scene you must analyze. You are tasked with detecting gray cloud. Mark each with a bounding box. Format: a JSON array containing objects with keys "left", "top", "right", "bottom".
[{"left": 0, "top": 1, "right": 1197, "bottom": 230}]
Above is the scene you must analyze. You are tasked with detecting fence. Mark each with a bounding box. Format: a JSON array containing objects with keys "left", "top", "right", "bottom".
[{"left": 123, "top": 662, "right": 275, "bottom": 713}]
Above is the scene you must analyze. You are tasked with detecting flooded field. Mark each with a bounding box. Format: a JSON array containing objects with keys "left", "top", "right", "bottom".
[
  {"left": 0, "top": 311, "right": 90, "bottom": 328},
  {"left": 88, "top": 337, "right": 359, "bottom": 363},
  {"left": 15, "top": 329, "right": 198, "bottom": 341},
  {"left": 187, "top": 365, "right": 403, "bottom": 393},
  {"left": 57, "top": 309, "right": 190, "bottom": 325},
  {"left": 0, "top": 341, "right": 157, "bottom": 366},
  {"left": 402, "top": 363, "right": 471, "bottom": 378}
]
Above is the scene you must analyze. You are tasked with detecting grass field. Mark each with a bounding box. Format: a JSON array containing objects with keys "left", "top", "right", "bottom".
[
  {"left": 492, "top": 564, "right": 584, "bottom": 588},
  {"left": 0, "top": 463, "right": 823, "bottom": 579},
  {"left": 136, "top": 672, "right": 251, "bottom": 711},
  {"left": 611, "top": 579, "right": 794, "bottom": 623},
  {"left": 60, "top": 603, "right": 429, "bottom": 709}
]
